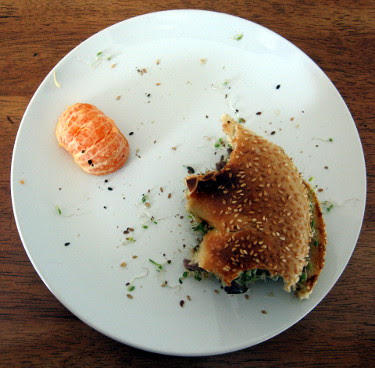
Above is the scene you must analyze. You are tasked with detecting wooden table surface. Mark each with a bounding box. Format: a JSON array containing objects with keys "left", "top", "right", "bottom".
[{"left": 1, "top": 1, "right": 374, "bottom": 367}]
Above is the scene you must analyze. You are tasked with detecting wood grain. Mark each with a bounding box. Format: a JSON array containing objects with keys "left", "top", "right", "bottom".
[{"left": 1, "top": 1, "right": 374, "bottom": 367}]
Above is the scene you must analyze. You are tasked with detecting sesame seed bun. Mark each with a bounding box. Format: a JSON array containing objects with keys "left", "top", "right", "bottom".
[{"left": 185, "top": 115, "right": 326, "bottom": 297}]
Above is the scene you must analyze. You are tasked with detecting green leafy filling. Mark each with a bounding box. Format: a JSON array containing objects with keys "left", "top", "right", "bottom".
[
  {"left": 192, "top": 220, "right": 212, "bottom": 235},
  {"left": 230, "top": 269, "right": 279, "bottom": 291}
]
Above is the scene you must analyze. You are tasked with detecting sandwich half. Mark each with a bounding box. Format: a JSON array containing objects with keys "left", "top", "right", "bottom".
[{"left": 185, "top": 115, "right": 326, "bottom": 299}]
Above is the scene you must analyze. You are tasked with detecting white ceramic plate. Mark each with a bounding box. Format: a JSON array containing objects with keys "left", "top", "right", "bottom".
[{"left": 11, "top": 10, "right": 366, "bottom": 356}]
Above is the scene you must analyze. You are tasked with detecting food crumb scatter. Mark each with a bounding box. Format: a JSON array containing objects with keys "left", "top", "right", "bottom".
[
  {"left": 214, "top": 290, "right": 220, "bottom": 294},
  {"left": 261, "top": 310, "right": 268, "bottom": 314},
  {"left": 111, "top": 63, "right": 117, "bottom": 68},
  {"left": 245, "top": 295, "right": 250, "bottom": 300},
  {"left": 53, "top": 70, "right": 61, "bottom": 88},
  {"left": 115, "top": 95, "right": 121, "bottom": 101},
  {"left": 137, "top": 68, "right": 147, "bottom": 75},
  {"left": 171, "top": 146, "right": 177, "bottom": 150},
  {"left": 120, "top": 262, "right": 127, "bottom": 267},
  {"left": 168, "top": 193, "right": 172, "bottom": 199},
  {"left": 155, "top": 59, "right": 160, "bottom": 65},
  {"left": 187, "top": 295, "right": 192, "bottom": 301},
  {"left": 199, "top": 58, "right": 207, "bottom": 65},
  {"left": 19, "top": 179, "right": 25, "bottom": 184},
  {"left": 127, "top": 294, "right": 133, "bottom": 299},
  {"left": 233, "top": 33, "right": 244, "bottom": 41},
  {"left": 186, "top": 166, "right": 195, "bottom": 174}
]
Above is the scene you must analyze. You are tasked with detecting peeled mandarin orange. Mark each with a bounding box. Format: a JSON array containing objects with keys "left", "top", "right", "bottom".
[{"left": 56, "top": 103, "right": 129, "bottom": 175}]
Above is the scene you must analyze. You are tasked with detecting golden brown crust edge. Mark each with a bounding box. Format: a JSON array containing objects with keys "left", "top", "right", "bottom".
[{"left": 296, "top": 184, "right": 327, "bottom": 299}]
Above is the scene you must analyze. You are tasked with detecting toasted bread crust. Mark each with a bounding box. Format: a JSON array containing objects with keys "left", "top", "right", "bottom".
[
  {"left": 296, "top": 185, "right": 327, "bottom": 299},
  {"left": 186, "top": 115, "right": 313, "bottom": 291}
]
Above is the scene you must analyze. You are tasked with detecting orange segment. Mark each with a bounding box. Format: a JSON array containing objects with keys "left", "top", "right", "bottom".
[{"left": 56, "top": 103, "right": 130, "bottom": 175}]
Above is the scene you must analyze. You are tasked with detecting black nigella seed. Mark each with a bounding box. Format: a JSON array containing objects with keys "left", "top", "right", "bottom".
[
  {"left": 88, "top": 159, "right": 93, "bottom": 165},
  {"left": 108, "top": 187, "right": 113, "bottom": 191},
  {"left": 129, "top": 132, "right": 134, "bottom": 136},
  {"left": 64, "top": 242, "right": 70, "bottom": 246},
  {"left": 271, "top": 131, "right": 276, "bottom": 135},
  {"left": 104, "top": 179, "right": 108, "bottom": 183},
  {"left": 256, "top": 111, "right": 262, "bottom": 115},
  {"left": 276, "top": 84, "right": 281, "bottom": 89},
  {"left": 81, "top": 150, "right": 85, "bottom": 153}
]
